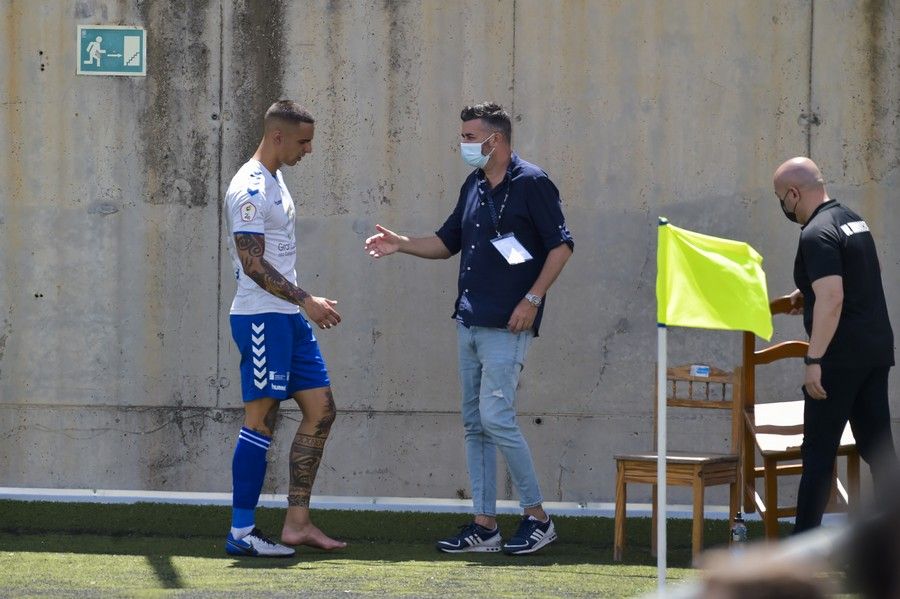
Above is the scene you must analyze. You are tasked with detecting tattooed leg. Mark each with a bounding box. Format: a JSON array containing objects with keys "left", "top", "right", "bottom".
[
  {"left": 287, "top": 433, "right": 325, "bottom": 507},
  {"left": 315, "top": 390, "right": 337, "bottom": 436},
  {"left": 281, "top": 387, "right": 346, "bottom": 550},
  {"left": 289, "top": 389, "right": 336, "bottom": 505},
  {"left": 243, "top": 397, "right": 278, "bottom": 437},
  {"left": 263, "top": 401, "right": 280, "bottom": 436}
]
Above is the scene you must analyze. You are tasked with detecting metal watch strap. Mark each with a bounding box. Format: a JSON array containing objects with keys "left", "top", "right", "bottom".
[{"left": 525, "top": 293, "right": 542, "bottom": 307}]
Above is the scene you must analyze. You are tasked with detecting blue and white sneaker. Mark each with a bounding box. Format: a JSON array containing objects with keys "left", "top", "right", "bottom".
[
  {"left": 436, "top": 522, "right": 502, "bottom": 553},
  {"left": 502, "top": 516, "right": 557, "bottom": 555},
  {"left": 226, "top": 528, "right": 296, "bottom": 557}
]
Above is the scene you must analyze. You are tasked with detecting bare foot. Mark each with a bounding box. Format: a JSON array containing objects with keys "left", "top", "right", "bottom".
[{"left": 281, "top": 522, "right": 347, "bottom": 550}]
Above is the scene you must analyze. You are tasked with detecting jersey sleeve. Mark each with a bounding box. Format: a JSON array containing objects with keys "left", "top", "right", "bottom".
[
  {"left": 800, "top": 225, "right": 843, "bottom": 282},
  {"left": 228, "top": 188, "right": 268, "bottom": 235},
  {"left": 524, "top": 174, "right": 575, "bottom": 252}
]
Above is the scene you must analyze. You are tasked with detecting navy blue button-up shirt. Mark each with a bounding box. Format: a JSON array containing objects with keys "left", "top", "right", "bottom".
[{"left": 435, "top": 153, "right": 574, "bottom": 336}]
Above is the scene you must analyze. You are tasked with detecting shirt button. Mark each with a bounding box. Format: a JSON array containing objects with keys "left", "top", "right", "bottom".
[
  {"left": 471, "top": 245, "right": 475, "bottom": 249},
  {"left": 467, "top": 267, "right": 471, "bottom": 270},
  {"left": 476, "top": 223, "right": 480, "bottom": 227},
  {"left": 464, "top": 289, "right": 469, "bottom": 293},
  {"left": 481, "top": 202, "right": 485, "bottom": 206}
]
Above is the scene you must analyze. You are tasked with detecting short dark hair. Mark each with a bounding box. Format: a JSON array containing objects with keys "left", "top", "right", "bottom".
[
  {"left": 264, "top": 100, "right": 314, "bottom": 125},
  {"left": 460, "top": 102, "right": 511, "bottom": 143}
]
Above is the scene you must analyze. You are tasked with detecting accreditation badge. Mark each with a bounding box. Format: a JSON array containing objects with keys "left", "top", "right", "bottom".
[{"left": 490, "top": 233, "right": 533, "bottom": 265}]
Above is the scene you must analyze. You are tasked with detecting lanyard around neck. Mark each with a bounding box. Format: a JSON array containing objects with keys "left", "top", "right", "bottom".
[{"left": 484, "top": 181, "right": 510, "bottom": 237}]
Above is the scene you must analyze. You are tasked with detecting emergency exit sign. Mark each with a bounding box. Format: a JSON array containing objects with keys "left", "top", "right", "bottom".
[{"left": 77, "top": 25, "right": 146, "bottom": 76}]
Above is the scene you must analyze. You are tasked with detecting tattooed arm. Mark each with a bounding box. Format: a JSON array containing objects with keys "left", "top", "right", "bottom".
[
  {"left": 234, "top": 232, "right": 341, "bottom": 329},
  {"left": 234, "top": 232, "right": 310, "bottom": 304}
]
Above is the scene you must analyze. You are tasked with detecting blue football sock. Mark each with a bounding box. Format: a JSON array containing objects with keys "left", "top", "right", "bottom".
[{"left": 231, "top": 426, "right": 271, "bottom": 534}]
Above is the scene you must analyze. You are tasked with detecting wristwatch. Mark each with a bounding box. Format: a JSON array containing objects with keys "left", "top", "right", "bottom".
[
  {"left": 803, "top": 355, "right": 823, "bottom": 365},
  {"left": 525, "top": 293, "right": 543, "bottom": 308}
]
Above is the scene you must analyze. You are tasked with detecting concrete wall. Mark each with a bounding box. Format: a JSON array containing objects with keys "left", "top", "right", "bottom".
[{"left": 1, "top": 0, "right": 897, "bottom": 507}]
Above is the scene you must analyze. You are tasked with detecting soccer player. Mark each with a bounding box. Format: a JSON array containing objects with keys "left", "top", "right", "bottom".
[{"left": 223, "top": 100, "right": 345, "bottom": 557}]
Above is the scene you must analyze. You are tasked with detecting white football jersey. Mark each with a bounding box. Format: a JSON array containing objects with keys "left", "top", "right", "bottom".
[{"left": 225, "top": 159, "right": 300, "bottom": 315}]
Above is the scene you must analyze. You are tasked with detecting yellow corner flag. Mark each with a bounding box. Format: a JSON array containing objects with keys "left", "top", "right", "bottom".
[{"left": 657, "top": 218, "right": 773, "bottom": 340}]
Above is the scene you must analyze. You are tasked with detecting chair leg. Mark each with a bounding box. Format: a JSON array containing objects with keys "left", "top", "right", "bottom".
[
  {"left": 827, "top": 462, "right": 841, "bottom": 509},
  {"left": 728, "top": 478, "right": 739, "bottom": 546},
  {"left": 848, "top": 450, "right": 860, "bottom": 510},
  {"left": 763, "top": 457, "right": 779, "bottom": 539},
  {"left": 691, "top": 476, "right": 704, "bottom": 563},
  {"left": 614, "top": 462, "right": 626, "bottom": 562},
  {"left": 650, "top": 484, "right": 658, "bottom": 558},
  {"left": 743, "top": 427, "right": 756, "bottom": 514}
]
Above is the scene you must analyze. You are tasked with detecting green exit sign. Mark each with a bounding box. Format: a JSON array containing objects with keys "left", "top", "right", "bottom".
[{"left": 77, "top": 25, "right": 146, "bottom": 76}]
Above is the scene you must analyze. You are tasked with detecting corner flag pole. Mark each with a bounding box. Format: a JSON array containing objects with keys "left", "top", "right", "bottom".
[
  {"left": 657, "top": 325, "right": 668, "bottom": 591},
  {"left": 654, "top": 215, "right": 773, "bottom": 595},
  {"left": 657, "top": 218, "right": 668, "bottom": 593}
]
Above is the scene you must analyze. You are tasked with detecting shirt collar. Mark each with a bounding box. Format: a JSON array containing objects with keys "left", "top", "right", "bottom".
[
  {"left": 250, "top": 158, "right": 279, "bottom": 183},
  {"left": 474, "top": 152, "right": 519, "bottom": 189},
  {"left": 801, "top": 199, "right": 837, "bottom": 229}
]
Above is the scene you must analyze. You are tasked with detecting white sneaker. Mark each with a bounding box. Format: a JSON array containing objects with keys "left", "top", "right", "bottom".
[{"left": 226, "top": 527, "right": 296, "bottom": 557}]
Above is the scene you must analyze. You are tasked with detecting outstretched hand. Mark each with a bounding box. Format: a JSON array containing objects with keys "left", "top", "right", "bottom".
[
  {"left": 302, "top": 296, "right": 341, "bottom": 330},
  {"left": 365, "top": 224, "right": 404, "bottom": 258}
]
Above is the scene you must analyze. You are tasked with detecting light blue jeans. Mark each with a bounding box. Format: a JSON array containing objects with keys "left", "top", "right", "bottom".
[{"left": 457, "top": 323, "right": 543, "bottom": 516}]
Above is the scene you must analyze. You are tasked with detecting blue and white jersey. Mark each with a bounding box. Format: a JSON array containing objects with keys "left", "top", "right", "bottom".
[{"left": 225, "top": 159, "right": 300, "bottom": 315}]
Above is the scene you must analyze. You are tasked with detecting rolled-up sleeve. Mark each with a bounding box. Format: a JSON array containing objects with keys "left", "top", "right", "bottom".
[
  {"left": 525, "top": 175, "right": 574, "bottom": 252},
  {"left": 435, "top": 185, "right": 466, "bottom": 256}
]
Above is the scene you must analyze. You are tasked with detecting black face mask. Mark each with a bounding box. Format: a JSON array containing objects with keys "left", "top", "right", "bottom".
[
  {"left": 780, "top": 200, "right": 799, "bottom": 223},
  {"left": 779, "top": 190, "right": 799, "bottom": 223}
]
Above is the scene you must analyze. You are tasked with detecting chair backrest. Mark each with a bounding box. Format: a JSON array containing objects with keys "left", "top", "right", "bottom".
[
  {"left": 654, "top": 364, "right": 742, "bottom": 453},
  {"left": 741, "top": 296, "right": 808, "bottom": 415}
]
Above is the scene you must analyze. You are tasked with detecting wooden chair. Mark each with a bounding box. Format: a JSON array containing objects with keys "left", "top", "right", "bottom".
[
  {"left": 614, "top": 364, "right": 741, "bottom": 562},
  {"left": 741, "top": 295, "right": 860, "bottom": 539}
]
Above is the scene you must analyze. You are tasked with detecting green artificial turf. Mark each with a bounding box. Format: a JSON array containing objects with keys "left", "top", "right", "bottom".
[{"left": 0, "top": 500, "right": 782, "bottom": 598}]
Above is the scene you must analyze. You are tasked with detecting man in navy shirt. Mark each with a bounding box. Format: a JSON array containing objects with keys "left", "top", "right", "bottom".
[
  {"left": 365, "top": 102, "right": 573, "bottom": 554},
  {"left": 773, "top": 156, "right": 896, "bottom": 533}
]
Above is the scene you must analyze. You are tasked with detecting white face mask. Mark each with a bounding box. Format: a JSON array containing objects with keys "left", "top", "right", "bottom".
[{"left": 460, "top": 133, "right": 495, "bottom": 169}]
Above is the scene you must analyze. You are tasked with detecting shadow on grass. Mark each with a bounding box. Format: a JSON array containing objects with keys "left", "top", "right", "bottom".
[
  {"left": 145, "top": 553, "right": 185, "bottom": 588},
  {"left": 0, "top": 499, "right": 786, "bottom": 577}
]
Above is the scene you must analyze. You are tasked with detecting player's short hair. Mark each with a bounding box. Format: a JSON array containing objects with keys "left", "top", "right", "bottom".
[
  {"left": 264, "top": 100, "right": 314, "bottom": 127},
  {"left": 460, "top": 102, "right": 511, "bottom": 143}
]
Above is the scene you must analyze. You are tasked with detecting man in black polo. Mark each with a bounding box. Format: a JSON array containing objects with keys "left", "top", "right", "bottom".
[
  {"left": 773, "top": 156, "right": 897, "bottom": 533},
  {"left": 365, "top": 102, "right": 573, "bottom": 554}
]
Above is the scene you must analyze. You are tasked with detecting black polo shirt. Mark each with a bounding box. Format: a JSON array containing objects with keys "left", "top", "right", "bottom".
[
  {"left": 793, "top": 200, "right": 894, "bottom": 368},
  {"left": 436, "top": 153, "right": 574, "bottom": 336}
]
